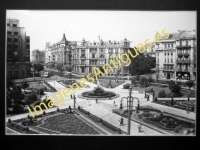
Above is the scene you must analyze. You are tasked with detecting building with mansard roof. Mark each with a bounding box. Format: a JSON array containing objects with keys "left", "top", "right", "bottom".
[{"left": 45, "top": 34, "right": 131, "bottom": 76}]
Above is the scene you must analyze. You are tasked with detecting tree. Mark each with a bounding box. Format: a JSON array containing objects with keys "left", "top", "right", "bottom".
[
  {"left": 33, "top": 63, "right": 44, "bottom": 72},
  {"left": 55, "top": 63, "right": 63, "bottom": 72},
  {"left": 170, "top": 84, "right": 181, "bottom": 93},
  {"left": 131, "top": 77, "right": 136, "bottom": 85},
  {"left": 63, "top": 64, "right": 73, "bottom": 72},
  {"left": 186, "top": 80, "right": 194, "bottom": 90},
  {"left": 129, "top": 48, "right": 156, "bottom": 75},
  {"left": 158, "top": 90, "right": 166, "bottom": 98}
]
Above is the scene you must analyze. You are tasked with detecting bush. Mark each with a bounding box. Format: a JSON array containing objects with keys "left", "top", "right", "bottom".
[
  {"left": 158, "top": 90, "right": 166, "bottom": 98},
  {"left": 166, "top": 92, "right": 182, "bottom": 98},
  {"left": 145, "top": 87, "right": 153, "bottom": 93},
  {"left": 123, "top": 83, "right": 130, "bottom": 89},
  {"left": 187, "top": 90, "right": 195, "bottom": 98},
  {"left": 135, "top": 75, "right": 140, "bottom": 81},
  {"left": 186, "top": 80, "right": 194, "bottom": 90},
  {"left": 170, "top": 84, "right": 181, "bottom": 93}
]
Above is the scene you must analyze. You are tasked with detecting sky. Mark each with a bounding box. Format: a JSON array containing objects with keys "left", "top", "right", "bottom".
[{"left": 7, "top": 10, "right": 196, "bottom": 51}]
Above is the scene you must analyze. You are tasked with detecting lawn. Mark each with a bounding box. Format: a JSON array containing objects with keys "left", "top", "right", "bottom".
[{"left": 131, "top": 85, "right": 188, "bottom": 98}]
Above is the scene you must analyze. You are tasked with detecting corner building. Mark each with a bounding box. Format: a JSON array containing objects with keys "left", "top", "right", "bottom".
[
  {"left": 45, "top": 34, "right": 131, "bottom": 76},
  {"left": 6, "top": 18, "right": 31, "bottom": 79},
  {"left": 154, "top": 30, "right": 196, "bottom": 81}
]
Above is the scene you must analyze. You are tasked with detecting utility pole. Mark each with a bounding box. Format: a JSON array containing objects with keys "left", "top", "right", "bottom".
[{"left": 127, "top": 87, "right": 132, "bottom": 135}]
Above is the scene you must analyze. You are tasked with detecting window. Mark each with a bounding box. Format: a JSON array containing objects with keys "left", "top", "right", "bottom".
[
  {"left": 171, "top": 44, "right": 173, "bottom": 47},
  {"left": 164, "top": 73, "right": 166, "bottom": 76},
  {"left": 168, "top": 44, "right": 170, "bottom": 48},
  {"left": 171, "top": 53, "right": 173, "bottom": 55},
  {"left": 168, "top": 53, "right": 169, "bottom": 55},
  {"left": 94, "top": 42, "right": 96, "bottom": 45},
  {"left": 171, "top": 73, "right": 173, "bottom": 77},
  {"left": 165, "top": 53, "right": 166, "bottom": 56},
  {"left": 165, "top": 59, "right": 166, "bottom": 63},
  {"left": 92, "top": 54, "right": 95, "bottom": 58},
  {"left": 14, "top": 38, "right": 18, "bottom": 42},
  {"left": 7, "top": 44, "right": 11, "bottom": 48},
  {"left": 14, "top": 45, "right": 18, "bottom": 48},
  {"left": 157, "top": 59, "right": 159, "bottom": 63},
  {"left": 14, "top": 52, "right": 18, "bottom": 55},
  {"left": 13, "top": 24, "right": 17, "bottom": 27},
  {"left": 171, "top": 58, "right": 173, "bottom": 63},
  {"left": 7, "top": 31, "right": 12, "bottom": 35},
  {"left": 186, "top": 41, "right": 188, "bottom": 46},
  {"left": 180, "top": 41, "right": 182, "bottom": 46},
  {"left": 8, "top": 51, "right": 12, "bottom": 55},
  {"left": 26, "top": 39, "right": 30, "bottom": 43},
  {"left": 165, "top": 44, "right": 166, "bottom": 48},
  {"left": 14, "top": 32, "right": 18, "bottom": 35},
  {"left": 167, "top": 59, "right": 169, "bottom": 63},
  {"left": 7, "top": 23, "right": 10, "bottom": 26},
  {"left": 27, "top": 44, "right": 30, "bottom": 49},
  {"left": 7, "top": 38, "right": 11, "bottom": 42},
  {"left": 158, "top": 52, "right": 159, "bottom": 56},
  {"left": 14, "top": 71, "right": 18, "bottom": 78}
]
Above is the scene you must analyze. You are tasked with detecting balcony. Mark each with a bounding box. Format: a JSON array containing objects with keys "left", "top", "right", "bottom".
[
  {"left": 89, "top": 57, "right": 98, "bottom": 60},
  {"left": 176, "top": 45, "right": 191, "bottom": 49},
  {"left": 80, "top": 56, "right": 86, "bottom": 59},
  {"left": 176, "top": 59, "right": 190, "bottom": 64},
  {"left": 163, "top": 68, "right": 175, "bottom": 72},
  {"left": 176, "top": 68, "right": 189, "bottom": 72},
  {"left": 183, "top": 52, "right": 189, "bottom": 58},
  {"left": 177, "top": 52, "right": 183, "bottom": 58}
]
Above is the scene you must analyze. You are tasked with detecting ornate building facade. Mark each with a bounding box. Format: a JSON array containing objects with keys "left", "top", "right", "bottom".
[
  {"left": 45, "top": 34, "right": 131, "bottom": 76},
  {"left": 154, "top": 30, "right": 196, "bottom": 81},
  {"left": 6, "top": 18, "right": 31, "bottom": 79}
]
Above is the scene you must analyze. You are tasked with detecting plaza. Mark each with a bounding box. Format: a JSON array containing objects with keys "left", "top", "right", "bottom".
[{"left": 6, "top": 75, "right": 195, "bottom": 135}]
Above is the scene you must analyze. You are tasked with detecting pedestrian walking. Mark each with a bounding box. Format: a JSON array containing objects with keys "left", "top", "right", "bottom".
[
  {"left": 73, "top": 95, "right": 76, "bottom": 108},
  {"left": 96, "top": 97, "right": 98, "bottom": 103},
  {"left": 147, "top": 95, "right": 149, "bottom": 101},
  {"left": 138, "top": 124, "right": 141, "bottom": 132},
  {"left": 119, "top": 116, "right": 124, "bottom": 126},
  {"left": 120, "top": 101, "right": 123, "bottom": 110}
]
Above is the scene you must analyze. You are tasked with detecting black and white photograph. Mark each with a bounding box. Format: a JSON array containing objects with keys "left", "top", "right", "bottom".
[{"left": 5, "top": 10, "right": 196, "bottom": 136}]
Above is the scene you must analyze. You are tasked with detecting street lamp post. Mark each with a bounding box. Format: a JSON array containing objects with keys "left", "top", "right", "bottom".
[{"left": 127, "top": 87, "right": 132, "bottom": 135}]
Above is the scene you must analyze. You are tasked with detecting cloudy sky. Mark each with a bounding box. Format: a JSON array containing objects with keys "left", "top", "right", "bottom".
[{"left": 7, "top": 10, "right": 196, "bottom": 51}]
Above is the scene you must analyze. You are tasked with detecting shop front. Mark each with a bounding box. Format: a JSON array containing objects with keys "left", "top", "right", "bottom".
[{"left": 176, "top": 72, "right": 190, "bottom": 80}]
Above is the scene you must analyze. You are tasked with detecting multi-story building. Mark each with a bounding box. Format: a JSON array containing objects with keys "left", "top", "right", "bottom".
[
  {"left": 31, "top": 49, "right": 45, "bottom": 63},
  {"left": 155, "top": 30, "right": 196, "bottom": 81},
  {"left": 6, "top": 18, "right": 31, "bottom": 79},
  {"left": 45, "top": 34, "right": 131, "bottom": 76}
]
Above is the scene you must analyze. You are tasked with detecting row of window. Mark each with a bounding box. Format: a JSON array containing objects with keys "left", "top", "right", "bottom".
[
  {"left": 7, "top": 23, "right": 17, "bottom": 27},
  {"left": 7, "top": 38, "right": 18, "bottom": 42},
  {"left": 165, "top": 53, "right": 173, "bottom": 56},
  {"left": 7, "top": 31, "right": 18, "bottom": 35},
  {"left": 157, "top": 58, "right": 173, "bottom": 63},
  {"left": 164, "top": 73, "right": 174, "bottom": 77},
  {"left": 7, "top": 44, "right": 18, "bottom": 48}
]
